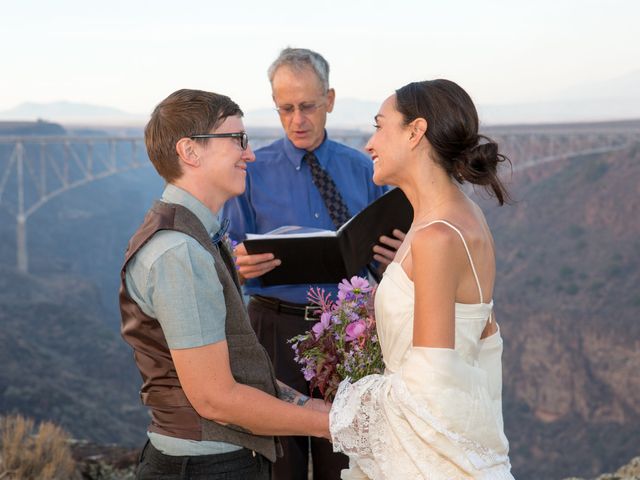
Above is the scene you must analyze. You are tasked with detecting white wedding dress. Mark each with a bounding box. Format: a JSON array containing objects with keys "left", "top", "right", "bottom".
[{"left": 330, "top": 220, "right": 515, "bottom": 479}]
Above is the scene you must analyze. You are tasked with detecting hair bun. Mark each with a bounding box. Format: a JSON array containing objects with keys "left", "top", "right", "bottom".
[{"left": 456, "top": 138, "right": 501, "bottom": 186}]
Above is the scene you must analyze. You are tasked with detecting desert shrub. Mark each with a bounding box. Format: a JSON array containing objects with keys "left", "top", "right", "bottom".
[{"left": 0, "top": 414, "right": 77, "bottom": 479}]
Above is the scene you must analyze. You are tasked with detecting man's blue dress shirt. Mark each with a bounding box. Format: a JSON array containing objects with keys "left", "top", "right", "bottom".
[{"left": 222, "top": 133, "right": 386, "bottom": 304}]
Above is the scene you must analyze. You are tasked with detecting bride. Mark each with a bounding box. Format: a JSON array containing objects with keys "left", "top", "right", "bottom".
[{"left": 329, "top": 80, "right": 515, "bottom": 479}]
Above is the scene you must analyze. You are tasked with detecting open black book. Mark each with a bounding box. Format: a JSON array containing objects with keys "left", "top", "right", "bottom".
[{"left": 243, "top": 188, "right": 413, "bottom": 286}]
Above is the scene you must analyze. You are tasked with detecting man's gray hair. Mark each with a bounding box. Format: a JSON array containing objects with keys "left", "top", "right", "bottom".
[{"left": 267, "top": 47, "right": 330, "bottom": 92}]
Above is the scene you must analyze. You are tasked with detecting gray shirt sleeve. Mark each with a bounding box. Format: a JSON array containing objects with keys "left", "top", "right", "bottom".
[{"left": 125, "top": 230, "right": 226, "bottom": 349}]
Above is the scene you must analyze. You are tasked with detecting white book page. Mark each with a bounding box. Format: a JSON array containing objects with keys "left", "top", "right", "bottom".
[{"left": 246, "top": 225, "right": 336, "bottom": 240}]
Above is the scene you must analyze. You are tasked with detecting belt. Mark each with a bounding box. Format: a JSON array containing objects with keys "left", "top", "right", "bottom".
[{"left": 250, "top": 295, "right": 320, "bottom": 321}]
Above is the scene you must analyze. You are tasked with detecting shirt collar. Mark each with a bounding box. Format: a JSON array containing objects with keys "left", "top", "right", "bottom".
[
  {"left": 161, "top": 184, "right": 221, "bottom": 237},
  {"left": 283, "top": 130, "right": 331, "bottom": 169}
]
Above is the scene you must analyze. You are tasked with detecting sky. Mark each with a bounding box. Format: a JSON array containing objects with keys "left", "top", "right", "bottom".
[{"left": 1, "top": 0, "right": 639, "bottom": 115}]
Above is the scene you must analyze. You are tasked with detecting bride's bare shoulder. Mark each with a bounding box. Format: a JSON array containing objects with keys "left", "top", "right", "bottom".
[{"left": 410, "top": 222, "right": 463, "bottom": 260}]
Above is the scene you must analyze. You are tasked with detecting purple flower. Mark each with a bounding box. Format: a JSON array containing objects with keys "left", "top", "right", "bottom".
[
  {"left": 339, "top": 276, "right": 372, "bottom": 296},
  {"left": 337, "top": 289, "right": 348, "bottom": 302},
  {"left": 303, "top": 365, "right": 316, "bottom": 381},
  {"left": 312, "top": 312, "right": 332, "bottom": 339},
  {"left": 338, "top": 275, "right": 371, "bottom": 300},
  {"left": 345, "top": 319, "right": 367, "bottom": 342}
]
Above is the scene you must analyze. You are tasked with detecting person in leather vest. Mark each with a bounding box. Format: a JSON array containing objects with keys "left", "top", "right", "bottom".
[{"left": 120, "top": 89, "right": 330, "bottom": 480}]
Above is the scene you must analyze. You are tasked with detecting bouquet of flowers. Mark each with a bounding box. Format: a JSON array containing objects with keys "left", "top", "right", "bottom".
[{"left": 289, "top": 276, "right": 384, "bottom": 402}]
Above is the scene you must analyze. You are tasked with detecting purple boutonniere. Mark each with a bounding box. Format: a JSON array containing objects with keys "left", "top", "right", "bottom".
[{"left": 221, "top": 233, "right": 238, "bottom": 259}]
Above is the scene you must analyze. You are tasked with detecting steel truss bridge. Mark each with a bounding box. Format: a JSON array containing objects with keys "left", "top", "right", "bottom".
[{"left": 1, "top": 125, "right": 639, "bottom": 272}]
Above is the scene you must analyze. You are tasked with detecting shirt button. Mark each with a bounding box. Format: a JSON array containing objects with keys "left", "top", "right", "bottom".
[
  {"left": 314, "top": 213, "right": 320, "bottom": 218},
  {"left": 296, "top": 166, "right": 301, "bottom": 171}
]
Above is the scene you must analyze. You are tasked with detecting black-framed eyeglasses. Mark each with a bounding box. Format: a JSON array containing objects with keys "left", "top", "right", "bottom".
[{"left": 189, "top": 132, "right": 248, "bottom": 150}]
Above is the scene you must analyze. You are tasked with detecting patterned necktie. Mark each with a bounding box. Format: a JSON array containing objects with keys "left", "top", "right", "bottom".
[{"left": 304, "top": 151, "right": 351, "bottom": 228}]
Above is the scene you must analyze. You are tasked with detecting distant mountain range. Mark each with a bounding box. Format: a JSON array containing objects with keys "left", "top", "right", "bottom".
[
  {"left": 1, "top": 69, "right": 639, "bottom": 127},
  {"left": 0, "top": 101, "right": 146, "bottom": 126}
]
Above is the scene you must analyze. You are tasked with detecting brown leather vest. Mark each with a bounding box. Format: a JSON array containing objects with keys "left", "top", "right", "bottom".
[{"left": 119, "top": 201, "right": 281, "bottom": 461}]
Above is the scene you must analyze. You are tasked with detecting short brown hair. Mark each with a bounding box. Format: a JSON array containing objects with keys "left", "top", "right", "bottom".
[{"left": 144, "top": 89, "right": 243, "bottom": 182}]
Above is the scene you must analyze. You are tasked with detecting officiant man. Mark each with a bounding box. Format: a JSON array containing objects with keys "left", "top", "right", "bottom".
[{"left": 222, "top": 48, "right": 404, "bottom": 480}]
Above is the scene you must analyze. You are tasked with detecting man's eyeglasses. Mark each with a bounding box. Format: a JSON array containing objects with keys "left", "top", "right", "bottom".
[
  {"left": 275, "top": 102, "right": 325, "bottom": 117},
  {"left": 189, "top": 132, "right": 248, "bottom": 150}
]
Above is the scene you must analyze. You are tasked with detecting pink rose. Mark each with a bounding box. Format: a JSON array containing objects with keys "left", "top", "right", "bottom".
[{"left": 345, "top": 319, "right": 367, "bottom": 342}]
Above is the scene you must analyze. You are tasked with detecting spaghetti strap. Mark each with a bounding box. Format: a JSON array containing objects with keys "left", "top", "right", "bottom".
[{"left": 401, "top": 220, "right": 484, "bottom": 304}]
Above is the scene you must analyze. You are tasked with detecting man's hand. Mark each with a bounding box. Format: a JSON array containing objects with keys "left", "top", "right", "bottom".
[
  {"left": 233, "top": 242, "right": 281, "bottom": 283},
  {"left": 372, "top": 229, "right": 406, "bottom": 266}
]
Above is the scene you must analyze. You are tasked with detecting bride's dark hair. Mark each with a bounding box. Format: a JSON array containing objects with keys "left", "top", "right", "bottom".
[{"left": 395, "top": 80, "right": 511, "bottom": 205}]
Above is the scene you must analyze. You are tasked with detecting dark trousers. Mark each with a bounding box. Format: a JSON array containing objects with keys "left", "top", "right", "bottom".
[
  {"left": 136, "top": 440, "right": 270, "bottom": 480},
  {"left": 248, "top": 299, "right": 349, "bottom": 480}
]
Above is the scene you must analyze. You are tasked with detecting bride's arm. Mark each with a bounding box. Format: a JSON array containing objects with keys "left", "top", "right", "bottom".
[{"left": 410, "top": 223, "right": 462, "bottom": 348}]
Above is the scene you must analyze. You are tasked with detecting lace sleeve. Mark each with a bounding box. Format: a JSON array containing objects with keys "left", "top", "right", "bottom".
[{"left": 329, "top": 348, "right": 514, "bottom": 480}]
